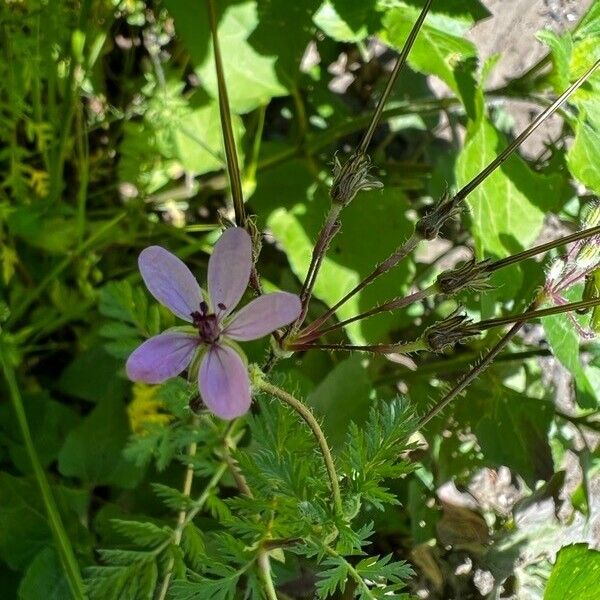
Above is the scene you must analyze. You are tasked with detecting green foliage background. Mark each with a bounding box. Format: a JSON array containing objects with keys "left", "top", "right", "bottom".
[{"left": 1, "top": 0, "right": 600, "bottom": 598}]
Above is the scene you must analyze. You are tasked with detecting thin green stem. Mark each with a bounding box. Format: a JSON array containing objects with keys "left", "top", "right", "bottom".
[
  {"left": 453, "top": 59, "right": 600, "bottom": 207},
  {"left": 299, "top": 285, "right": 437, "bottom": 341},
  {"left": 470, "top": 296, "right": 600, "bottom": 332},
  {"left": 156, "top": 417, "right": 200, "bottom": 600},
  {"left": 257, "top": 551, "right": 278, "bottom": 600},
  {"left": 206, "top": 0, "right": 245, "bottom": 226},
  {"left": 301, "top": 233, "right": 421, "bottom": 334},
  {"left": 323, "top": 546, "right": 376, "bottom": 600},
  {"left": 0, "top": 344, "right": 85, "bottom": 599},
  {"left": 290, "top": 339, "right": 427, "bottom": 355},
  {"left": 488, "top": 225, "right": 600, "bottom": 272},
  {"left": 256, "top": 379, "right": 343, "bottom": 517},
  {"left": 358, "top": 0, "right": 434, "bottom": 153}
]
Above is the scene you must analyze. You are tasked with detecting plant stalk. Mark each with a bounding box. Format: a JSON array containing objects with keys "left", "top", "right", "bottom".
[
  {"left": 206, "top": 0, "right": 245, "bottom": 226},
  {"left": 0, "top": 345, "right": 85, "bottom": 600},
  {"left": 256, "top": 379, "right": 343, "bottom": 517}
]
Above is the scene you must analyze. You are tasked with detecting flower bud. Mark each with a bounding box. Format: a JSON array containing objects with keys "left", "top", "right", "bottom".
[
  {"left": 424, "top": 309, "right": 476, "bottom": 352},
  {"left": 330, "top": 151, "right": 383, "bottom": 207},
  {"left": 416, "top": 192, "right": 462, "bottom": 240},
  {"left": 437, "top": 258, "right": 493, "bottom": 295}
]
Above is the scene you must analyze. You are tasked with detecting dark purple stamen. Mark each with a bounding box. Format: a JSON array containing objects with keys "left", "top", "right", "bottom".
[{"left": 191, "top": 302, "right": 220, "bottom": 344}]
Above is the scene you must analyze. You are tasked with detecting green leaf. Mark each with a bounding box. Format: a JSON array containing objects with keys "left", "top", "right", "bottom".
[
  {"left": 456, "top": 118, "right": 566, "bottom": 258},
  {"left": 315, "top": 555, "right": 349, "bottom": 598},
  {"left": 110, "top": 519, "right": 171, "bottom": 548},
  {"left": 18, "top": 548, "right": 70, "bottom": 600},
  {"left": 307, "top": 356, "right": 371, "bottom": 447},
  {"left": 474, "top": 389, "right": 554, "bottom": 486},
  {"left": 58, "top": 395, "right": 144, "bottom": 488},
  {"left": 57, "top": 345, "right": 129, "bottom": 403},
  {"left": 537, "top": 30, "right": 573, "bottom": 92},
  {"left": 543, "top": 310, "right": 598, "bottom": 409},
  {"left": 165, "top": 0, "right": 288, "bottom": 113},
  {"left": 0, "top": 473, "right": 90, "bottom": 570},
  {"left": 544, "top": 544, "right": 600, "bottom": 600},
  {"left": 314, "top": 0, "right": 380, "bottom": 42},
  {"left": 0, "top": 392, "right": 79, "bottom": 473},
  {"left": 382, "top": 5, "right": 477, "bottom": 101},
  {"left": 567, "top": 120, "right": 600, "bottom": 196}
]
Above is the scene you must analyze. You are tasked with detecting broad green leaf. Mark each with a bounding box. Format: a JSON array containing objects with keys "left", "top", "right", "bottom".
[
  {"left": 307, "top": 356, "right": 371, "bottom": 446},
  {"left": 474, "top": 389, "right": 554, "bottom": 486},
  {"left": 537, "top": 30, "right": 573, "bottom": 92},
  {"left": 165, "top": 0, "right": 288, "bottom": 113},
  {"left": 382, "top": 5, "right": 477, "bottom": 102},
  {"left": 544, "top": 544, "right": 600, "bottom": 600},
  {"left": 0, "top": 392, "right": 79, "bottom": 473},
  {"left": 543, "top": 311, "right": 597, "bottom": 409},
  {"left": 58, "top": 395, "right": 144, "bottom": 488},
  {"left": 57, "top": 346, "right": 129, "bottom": 404},
  {"left": 18, "top": 548, "right": 70, "bottom": 600},
  {"left": 567, "top": 121, "right": 600, "bottom": 196},
  {"left": 253, "top": 0, "right": 321, "bottom": 84},
  {"left": 0, "top": 473, "right": 90, "bottom": 570},
  {"left": 402, "top": 0, "right": 490, "bottom": 30},
  {"left": 314, "top": 0, "right": 380, "bottom": 42},
  {"left": 456, "top": 118, "right": 566, "bottom": 258}
]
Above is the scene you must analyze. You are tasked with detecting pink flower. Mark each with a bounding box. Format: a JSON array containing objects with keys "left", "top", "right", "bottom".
[{"left": 126, "top": 228, "right": 301, "bottom": 419}]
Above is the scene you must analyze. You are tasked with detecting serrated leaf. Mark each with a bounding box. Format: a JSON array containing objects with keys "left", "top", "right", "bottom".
[{"left": 110, "top": 519, "right": 171, "bottom": 547}]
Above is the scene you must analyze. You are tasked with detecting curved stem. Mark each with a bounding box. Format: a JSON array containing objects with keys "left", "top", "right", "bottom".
[
  {"left": 0, "top": 344, "right": 85, "bottom": 600},
  {"left": 257, "top": 550, "right": 278, "bottom": 600},
  {"left": 256, "top": 379, "right": 343, "bottom": 517}
]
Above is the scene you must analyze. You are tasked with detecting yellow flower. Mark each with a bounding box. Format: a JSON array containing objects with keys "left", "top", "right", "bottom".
[{"left": 127, "top": 383, "right": 173, "bottom": 434}]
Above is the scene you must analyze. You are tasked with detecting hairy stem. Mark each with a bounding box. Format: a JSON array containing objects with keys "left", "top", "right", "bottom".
[
  {"left": 291, "top": 1, "right": 433, "bottom": 334},
  {"left": 488, "top": 225, "right": 600, "bottom": 272},
  {"left": 206, "top": 0, "right": 245, "bottom": 226},
  {"left": 298, "top": 285, "right": 437, "bottom": 341},
  {"left": 301, "top": 234, "right": 421, "bottom": 335},
  {"left": 256, "top": 379, "right": 343, "bottom": 517},
  {"left": 290, "top": 339, "right": 427, "bottom": 354},
  {"left": 470, "top": 296, "right": 600, "bottom": 332},
  {"left": 0, "top": 344, "right": 85, "bottom": 600},
  {"left": 417, "top": 319, "right": 528, "bottom": 429}
]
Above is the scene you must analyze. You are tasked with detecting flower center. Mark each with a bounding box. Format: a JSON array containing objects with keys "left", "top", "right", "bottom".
[{"left": 191, "top": 301, "right": 224, "bottom": 344}]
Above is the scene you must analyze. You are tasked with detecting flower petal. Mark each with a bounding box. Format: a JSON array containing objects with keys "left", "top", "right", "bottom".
[
  {"left": 199, "top": 344, "right": 251, "bottom": 420},
  {"left": 139, "top": 246, "right": 202, "bottom": 321},
  {"left": 208, "top": 228, "right": 252, "bottom": 317},
  {"left": 224, "top": 292, "right": 301, "bottom": 341},
  {"left": 126, "top": 332, "right": 198, "bottom": 384}
]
